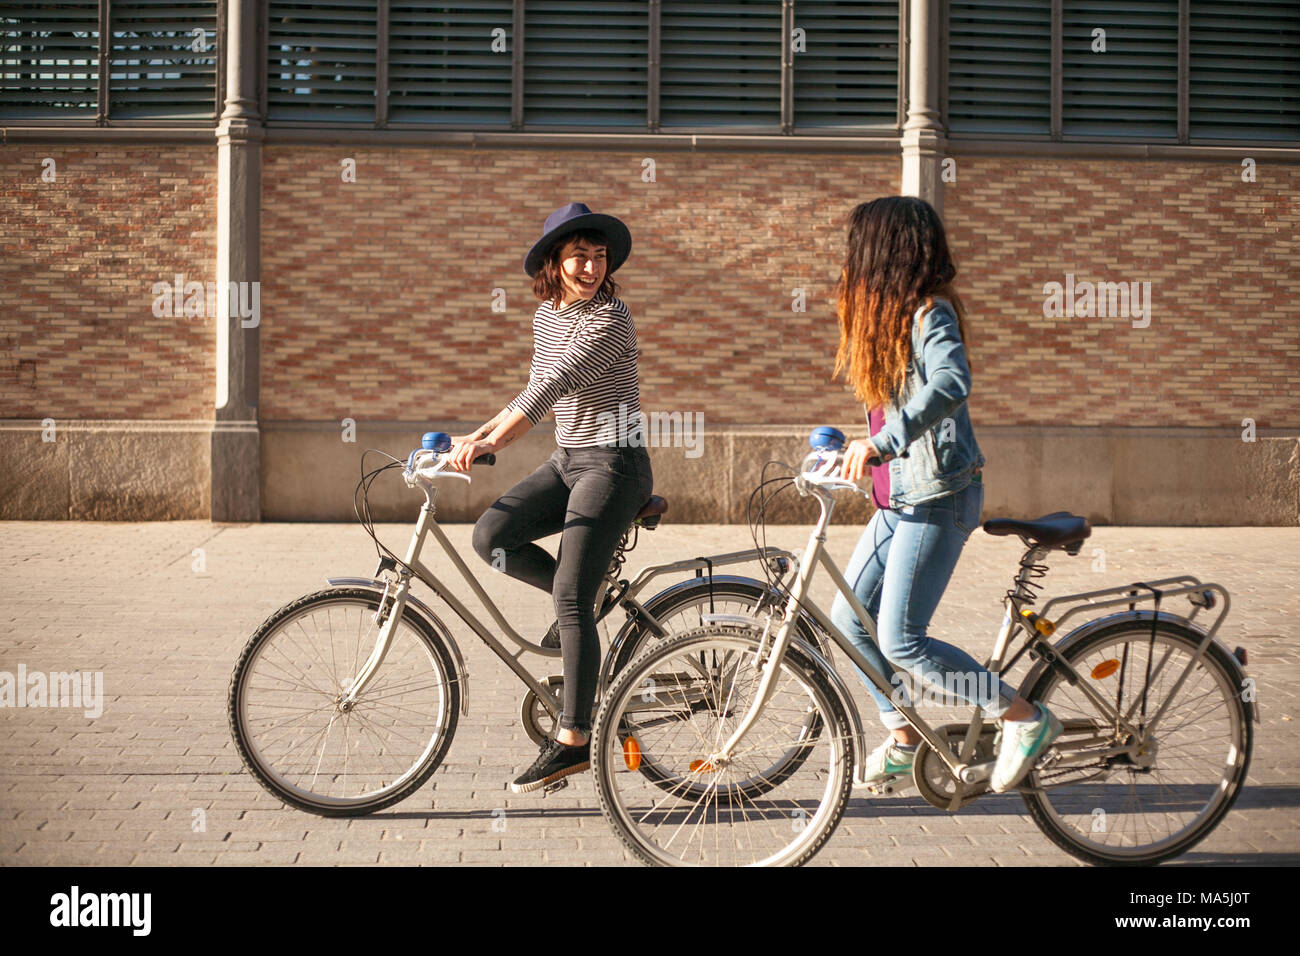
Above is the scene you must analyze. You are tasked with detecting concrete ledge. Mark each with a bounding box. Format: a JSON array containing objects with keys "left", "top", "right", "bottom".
[
  {"left": 0, "top": 422, "right": 209, "bottom": 520},
  {"left": 258, "top": 422, "right": 1298, "bottom": 527},
  {"left": 2, "top": 421, "right": 1296, "bottom": 525}
]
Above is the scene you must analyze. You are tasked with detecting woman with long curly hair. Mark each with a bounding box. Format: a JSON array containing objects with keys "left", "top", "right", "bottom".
[{"left": 829, "top": 196, "right": 1060, "bottom": 794}]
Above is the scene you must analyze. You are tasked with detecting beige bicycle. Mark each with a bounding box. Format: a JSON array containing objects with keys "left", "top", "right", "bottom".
[
  {"left": 590, "top": 428, "right": 1256, "bottom": 866},
  {"left": 227, "top": 432, "right": 822, "bottom": 816}
]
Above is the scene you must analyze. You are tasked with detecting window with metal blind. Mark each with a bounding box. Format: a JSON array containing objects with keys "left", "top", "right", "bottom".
[
  {"left": 660, "top": 0, "right": 782, "bottom": 129},
  {"left": 268, "top": 0, "right": 377, "bottom": 122},
  {"left": 1190, "top": 0, "right": 1299, "bottom": 142},
  {"left": 792, "top": 0, "right": 899, "bottom": 130},
  {"left": 110, "top": 1, "right": 219, "bottom": 120},
  {"left": 0, "top": 1, "right": 100, "bottom": 119},
  {"left": 522, "top": 1, "right": 647, "bottom": 127},
  {"left": 1061, "top": 1, "right": 1178, "bottom": 138},
  {"left": 946, "top": 0, "right": 1051, "bottom": 136},
  {"left": 387, "top": 1, "right": 512, "bottom": 125}
]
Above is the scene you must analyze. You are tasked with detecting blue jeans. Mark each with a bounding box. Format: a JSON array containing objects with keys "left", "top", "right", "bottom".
[{"left": 829, "top": 480, "right": 1014, "bottom": 731}]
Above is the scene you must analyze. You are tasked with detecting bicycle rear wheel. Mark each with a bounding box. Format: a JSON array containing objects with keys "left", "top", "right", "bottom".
[
  {"left": 611, "top": 578, "right": 829, "bottom": 679},
  {"left": 228, "top": 587, "right": 460, "bottom": 816},
  {"left": 592, "top": 624, "right": 853, "bottom": 867},
  {"left": 1022, "top": 619, "right": 1251, "bottom": 865}
]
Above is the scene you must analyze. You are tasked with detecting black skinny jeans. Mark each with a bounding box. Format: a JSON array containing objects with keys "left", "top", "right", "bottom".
[{"left": 472, "top": 445, "right": 654, "bottom": 734}]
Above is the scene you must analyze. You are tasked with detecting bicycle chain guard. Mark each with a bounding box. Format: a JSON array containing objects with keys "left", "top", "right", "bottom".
[
  {"left": 520, "top": 676, "right": 564, "bottom": 746},
  {"left": 912, "top": 723, "right": 999, "bottom": 810}
]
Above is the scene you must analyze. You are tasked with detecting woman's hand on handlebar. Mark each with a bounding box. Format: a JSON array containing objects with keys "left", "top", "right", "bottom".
[
  {"left": 448, "top": 438, "right": 496, "bottom": 472},
  {"left": 841, "top": 438, "right": 882, "bottom": 483}
]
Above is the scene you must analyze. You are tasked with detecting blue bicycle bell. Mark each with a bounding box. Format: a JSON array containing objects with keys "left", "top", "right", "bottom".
[
  {"left": 422, "top": 432, "right": 452, "bottom": 453},
  {"left": 809, "top": 426, "right": 846, "bottom": 451}
]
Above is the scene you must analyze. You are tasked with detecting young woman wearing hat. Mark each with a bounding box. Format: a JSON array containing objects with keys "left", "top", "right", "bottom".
[
  {"left": 829, "top": 196, "right": 1060, "bottom": 794},
  {"left": 448, "top": 203, "right": 653, "bottom": 793}
]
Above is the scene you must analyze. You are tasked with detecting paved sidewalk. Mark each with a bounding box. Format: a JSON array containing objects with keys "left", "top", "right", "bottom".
[{"left": 1, "top": 519, "right": 1297, "bottom": 867}]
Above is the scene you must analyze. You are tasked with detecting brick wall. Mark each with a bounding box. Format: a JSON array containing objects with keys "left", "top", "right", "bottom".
[
  {"left": 259, "top": 147, "right": 898, "bottom": 427},
  {"left": 261, "top": 148, "right": 1299, "bottom": 439},
  {"left": 946, "top": 157, "right": 1300, "bottom": 429},
  {"left": 0, "top": 147, "right": 217, "bottom": 420},
  {"left": 3, "top": 142, "right": 1296, "bottom": 522}
]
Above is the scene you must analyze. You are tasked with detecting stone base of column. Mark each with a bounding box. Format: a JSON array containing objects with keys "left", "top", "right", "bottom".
[{"left": 211, "top": 422, "right": 260, "bottom": 521}]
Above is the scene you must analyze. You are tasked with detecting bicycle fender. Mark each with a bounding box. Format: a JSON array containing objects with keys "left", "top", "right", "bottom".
[
  {"left": 602, "top": 575, "right": 770, "bottom": 684},
  {"left": 642, "top": 575, "right": 824, "bottom": 641},
  {"left": 326, "top": 577, "right": 470, "bottom": 717},
  {"left": 602, "top": 575, "right": 808, "bottom": 692}
]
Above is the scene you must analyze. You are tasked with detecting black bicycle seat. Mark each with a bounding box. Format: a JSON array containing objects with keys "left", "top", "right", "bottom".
[
  {"left": 636, "top": 496, "right": 668, "bottom": 529},
  {"left": 982, "top": 512, "right": 1090, "bottom": 549}
]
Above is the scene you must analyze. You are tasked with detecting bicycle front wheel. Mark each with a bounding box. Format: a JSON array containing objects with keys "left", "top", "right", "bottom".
[
  {"left": 228, "top": 587, "right": 460, "bottom": 816},
  {"left": 1023, "top": 619, "right": 1251, "bottom": 865},
  {"left": 591, "top": 625, "right": 853, "bottom": 867}
]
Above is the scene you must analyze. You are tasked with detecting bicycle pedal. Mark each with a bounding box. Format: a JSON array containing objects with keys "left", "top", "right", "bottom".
[
  {"left": 542, "top": 777, "right": 571, "bottom": 795},
  {"left": 856, "top": 774, "right": 914, "bottom": 796}
]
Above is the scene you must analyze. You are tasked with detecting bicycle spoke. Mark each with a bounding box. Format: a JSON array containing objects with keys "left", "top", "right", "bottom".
[
  {"left": 233, "top": 593, "right": 458, "bottom": 813},
  {"left": 1025, "top": 625, "right": 1247, "bottom": 863},
  {"left": 595, "top": 628, "right": 849, "bottom": 866}
]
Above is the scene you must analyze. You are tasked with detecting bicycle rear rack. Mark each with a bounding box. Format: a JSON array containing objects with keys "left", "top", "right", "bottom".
[{"left": 1036, "top": 575, "right": 1230, "bottom": 644}]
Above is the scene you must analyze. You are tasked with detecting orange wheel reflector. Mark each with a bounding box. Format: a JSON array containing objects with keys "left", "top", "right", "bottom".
[
  {"left": 689, "top": 759, "right": 716, "bottom": 773},
  {"left": 623, "top": 737, "right": 642, "bottom": 772},
  {"left": 1091, "top": 659, "right": 1121, "bottom": 680}
]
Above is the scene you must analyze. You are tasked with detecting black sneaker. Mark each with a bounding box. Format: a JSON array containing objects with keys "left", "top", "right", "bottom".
[
  {"left": 510, "top": 737, "right": 590, "bottom": 793},
  {"left": 540, "top": 621, "right": 561, "bottom": 650}
]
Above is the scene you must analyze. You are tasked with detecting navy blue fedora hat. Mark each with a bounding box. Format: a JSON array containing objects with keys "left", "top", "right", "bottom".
[{"left": 524, "top": 202, "right": 632, "bottom": 277}]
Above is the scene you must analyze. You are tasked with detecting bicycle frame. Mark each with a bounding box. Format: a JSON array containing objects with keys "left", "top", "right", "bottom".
[
  {"left": 712, "top": 454, "right": 1234, "bottom": 798},
  {"left": 712, "top": 466, "right": 969, "bottom": 783},
  {"left": 337, "top": 462, "right": 794, "bottom": 724}
]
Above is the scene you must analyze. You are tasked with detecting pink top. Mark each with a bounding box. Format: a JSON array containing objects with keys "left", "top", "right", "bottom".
[{"left": 867, "top": 406, "right": 891, "bottom": 510}]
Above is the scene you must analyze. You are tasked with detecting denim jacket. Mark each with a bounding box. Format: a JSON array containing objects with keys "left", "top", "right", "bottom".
[{"left": 867, "top": 297, "right": 985, "bottom": 507}]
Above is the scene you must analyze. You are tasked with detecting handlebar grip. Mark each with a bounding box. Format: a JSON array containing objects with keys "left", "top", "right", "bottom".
[{"left": 473, "top": 453, "right": 496, "bottom": 466}]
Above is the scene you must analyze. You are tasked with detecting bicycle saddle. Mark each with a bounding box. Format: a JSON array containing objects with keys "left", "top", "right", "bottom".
[
  {"left": 636, "top": 496, "right": 668, "bottom": 529},
  {"left": 982, "top": 511, "right": 1090, "bottom": 549}
]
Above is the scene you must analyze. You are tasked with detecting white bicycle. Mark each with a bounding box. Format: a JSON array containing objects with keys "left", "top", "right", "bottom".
[{"left": 590, "top": 428, "right": 1255, "bottom": 866}]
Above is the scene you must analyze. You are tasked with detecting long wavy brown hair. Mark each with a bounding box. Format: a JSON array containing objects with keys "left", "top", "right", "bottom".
[{"left": 833, "top": 197, "right": 971, "bottom": 410}]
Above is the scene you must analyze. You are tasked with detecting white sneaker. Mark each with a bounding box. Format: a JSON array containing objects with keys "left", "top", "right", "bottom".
[{"left": 990, "top": 704, "right": 1062, "bottom": 793}]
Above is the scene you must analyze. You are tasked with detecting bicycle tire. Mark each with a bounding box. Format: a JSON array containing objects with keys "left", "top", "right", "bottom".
[
  {"left": 1021, "top": 618, "right": 1252, "bottom": 865},
  {"left": 592, "top": 624, "right": 854, "bottom": 867},
  {"left": 229, "top": 587, "right": 460, "bottom": 817},
  {"left": 614, "top": 590, "right": 828, "bottom": 803}
]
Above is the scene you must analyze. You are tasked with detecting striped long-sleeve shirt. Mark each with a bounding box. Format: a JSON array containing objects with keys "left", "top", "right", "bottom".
[{"left": 506, "top": 292, "right": 642, "bottom": 448}]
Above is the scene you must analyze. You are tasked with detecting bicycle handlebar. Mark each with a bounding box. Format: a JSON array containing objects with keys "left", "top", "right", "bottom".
[
  {"left": 421, "top": 430, "right": 495, "bottom": 466},
  {"left": 404, "top": 430, "right": 496, "bottom": 486},
  {"left": 809, "top": 425, "right": 884, "bottom": 468},
  {"left": 808, "top": 427, "right": 882, "bottom": 466}
]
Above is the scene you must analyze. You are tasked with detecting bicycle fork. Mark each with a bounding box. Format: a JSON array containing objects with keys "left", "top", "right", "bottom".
[
  {"left": 339, "top": 573, "right": 414, "bottom": 708},
  {"left": 709, "top": 504, "right": 827, "bottom": 765},
  {"left": 340, "top": 504, "right": 436, "bottom": 708}
]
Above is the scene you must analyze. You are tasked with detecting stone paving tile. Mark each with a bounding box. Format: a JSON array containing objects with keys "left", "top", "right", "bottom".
[{"left": 2, "top": 521, "right": 1297, "bottom": 867}]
